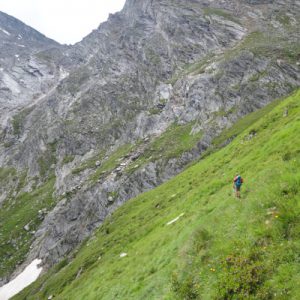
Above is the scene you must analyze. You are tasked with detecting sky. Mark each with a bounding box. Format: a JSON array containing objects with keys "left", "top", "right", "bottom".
[{"left": 0, "top": 0, "right": 126, "bottom": 44}]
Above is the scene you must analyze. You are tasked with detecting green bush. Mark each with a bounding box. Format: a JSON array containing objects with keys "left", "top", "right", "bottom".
[
  {"left": 62, "top": 155, "right": 75, "bottom": 165},
  {"left": 217, "top": 250, "right": 270, "bottom": 299},
  {"left": 171, "top": 272, "right": 200, "bottom": 300}
]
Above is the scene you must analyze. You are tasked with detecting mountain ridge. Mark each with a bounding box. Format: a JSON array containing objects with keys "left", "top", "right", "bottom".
[{"left": 0, "top": 11, "right": 59, "bottom": 48}]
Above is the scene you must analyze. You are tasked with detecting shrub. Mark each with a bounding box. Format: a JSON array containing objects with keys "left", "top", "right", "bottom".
[
  {"left": 217, "top": 250, "right": 271, "bottom": 299},
  {"left": 171, "top": 272, "right": 200, "bottom": 300}
]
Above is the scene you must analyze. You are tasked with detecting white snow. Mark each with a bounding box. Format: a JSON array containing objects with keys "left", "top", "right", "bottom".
[
  {"left": 166, "top": 213, "right": 185, "bottom": 225},
  {"left": 0, "top": 259, "right": 43, "bottom": 300},
  {"left": 0, "top": 28, "right": 10, "bottom": 36}
]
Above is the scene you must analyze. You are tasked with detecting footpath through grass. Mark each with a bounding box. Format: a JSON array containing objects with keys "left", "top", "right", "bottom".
[{"left": 14, "top": 90, "right": 300, "bottom": 299}]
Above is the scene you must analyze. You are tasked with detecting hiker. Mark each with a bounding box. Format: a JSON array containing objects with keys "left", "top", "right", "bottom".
[{"left": 233, "top": 174, "right": 243, "bottom": 198}]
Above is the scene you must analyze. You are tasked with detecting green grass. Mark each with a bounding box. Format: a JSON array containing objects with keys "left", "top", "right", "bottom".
[
  {"left": 71, "top": 150, "right": 106, "bottom": 175},
  {"left": 212, "top": 97, "right": 283, "bottom": 148},
  {"left": 148, "top": 107, "right": 162, "bottom": 115},
  {"left": 0, "top": 177, "right": 56, "bottom": 279},
  {"left": 0, "top": 168, "right": 27, "bottom": 201},
  {"left": 126, "top": 122, "right": 203, "bottom": 173},
  {"left": 72, "top": 122, "right": 202, "bottom": 184},
  {"left": 167, "top": 53, "right": 215, "bottom": 85},
  {"left": 181, "top": 53, "right": 215, "bottom": 76},
  {"left": 275, "top": 13, "right": 292, "bottom": 27},
  {"left": 0, "top": 168, "right": 17, "bottom": 204},
  {"left": 89, "top": 144, "right": 134, "bottom": 184},
  {"left": 169, "top": 28, "right": 299, "bottom": 88},
  {"left": 11, "top": 107, "right": 34, "bottom": 136},
  {"left": 71, "top": 144, "right": 134, "bottom": 184},
  {"left": 0, "top": 167, "right": 16, "bottom": 183},
  {"left": 37, "top": 141, "right": 57, "bottom": 178},
  {"left": 14, "top": 90, "right": 300, "bottom": 299},
  {"left": 202, "top": 7, "right": 241, "bottom": 24},
  {"left": 75, "top": 122, "right": 202, "bottom": 182},
  {"left": 62, "top": 155, "right": 75, "bottom": 165},
  {"left": 224, "top": 31, "right": 300, "bottom": 63},
  {"left": 249, "top": 70, "right": 268, "bottom": 82}
]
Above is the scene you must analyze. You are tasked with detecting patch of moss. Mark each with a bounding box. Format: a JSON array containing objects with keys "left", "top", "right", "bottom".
[
  {"left": 145, "top": 48, "right": 161, "bottom": 66},
  {"left": 71, "top": 150, "right": 106, "bottom": 175},
  {"left": 38, "top": 141, "right": 57, "bottom": 178},
  {"left": 249, "top": 70, "right": 267, "bottom": 82},
  {"left": 275, "top": 14, "right": 291, "bottom": 27},
  {"left": 167, "top": 53, "right": 215, "bottom": 85},
  {"left": 148, "top": 108, "right": 162, "bottom": 115},
  {"left": 89, "top": 144, "right": 134, "bottom": 184},
  {"left": 224, "top": 31, "right": 300, "bottom": 63},
  {"left": 126, "top": 122, "right": 203, "bottom": 173},
  {"left": 62, "top": 155, "right": 75, "bottom": 165},
  {"left": 4, "top": 141, "right": 14, "bottom": 148},
  {"left": 12, "top": 107, "right": 34, "bottom": 136},
  {"left": 203, "top": 7, "right": 241, "bottom": 24},
  {"left": 0, "top": 167, "right": 16, "bottom": 183}
]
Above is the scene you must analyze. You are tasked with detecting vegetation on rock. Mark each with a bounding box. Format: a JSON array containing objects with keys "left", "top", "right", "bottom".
[{"left": 14, "top": 90, "right": 300, "bottom": 299}]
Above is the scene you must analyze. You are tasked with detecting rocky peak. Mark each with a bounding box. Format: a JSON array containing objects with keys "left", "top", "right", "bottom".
[
  {"left": 122, "top": 0, "right": 153, "bottom": 12},
  {"left": 0, "top": 11, "right": 59, "bottom": 58},
  {"left": 0, "top": 11, "right": 67, "bottom": 132}
]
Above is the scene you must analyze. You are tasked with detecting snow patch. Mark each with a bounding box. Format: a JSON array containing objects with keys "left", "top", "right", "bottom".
[
  {"left": 166, "top": 213, "right": 185, "bottom": 225},
  {"left": 0, "top": 28, "right": 10, "bottom": 36},
  {"left": 0, "top": 259, "right": 43, "bottom": 300}
]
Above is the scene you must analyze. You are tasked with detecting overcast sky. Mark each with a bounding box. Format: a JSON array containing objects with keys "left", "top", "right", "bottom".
[{"left": 0, "top": 0, "right": 126, "bottom": 44}]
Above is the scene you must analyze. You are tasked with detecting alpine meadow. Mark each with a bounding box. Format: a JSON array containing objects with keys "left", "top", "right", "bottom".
[{"left": 0, "top": 0, "right": 299, "bottom": 299}]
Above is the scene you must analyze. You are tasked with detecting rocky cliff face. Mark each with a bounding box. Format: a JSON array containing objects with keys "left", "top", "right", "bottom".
[
  {"left": 0, "top": 12, "right": 67, "bottom": 129},
  {"left": 0, "top": 0, "right": 299, "bottom": 283}
]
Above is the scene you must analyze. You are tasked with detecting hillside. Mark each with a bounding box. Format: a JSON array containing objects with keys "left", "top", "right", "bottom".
[
  {"left": 0, "top": 0, "right": 299, "bottom": 289},
  {"left": 14, "top": 90, "right": 300, "bottom": 299}
]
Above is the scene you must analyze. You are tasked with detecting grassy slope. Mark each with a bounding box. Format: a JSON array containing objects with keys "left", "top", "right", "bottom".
[
  {"left": 72, "top": 121, "right": 203, "bottom": 184},
  {"left": 14, "top": 90, "right": 300, "bottom": 299},
  {"left": 126, "top": 122, "right": 203, "bottom": 173},
  {"left": 0, "top": 177, "right": 56, "bottom": 279}
]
